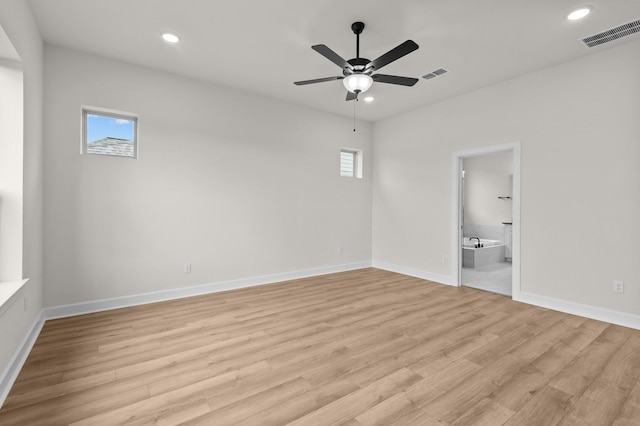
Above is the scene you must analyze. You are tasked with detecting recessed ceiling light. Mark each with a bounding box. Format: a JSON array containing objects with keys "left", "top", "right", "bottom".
[
  {"left": 567, "top": 7, "right": 592, "bottom": 21},
  {"left": 162, "top": 33, "right": 180, "bottom": 43},
  {"left": 363, "top": 96, "right": 375, "bottom": 103}
]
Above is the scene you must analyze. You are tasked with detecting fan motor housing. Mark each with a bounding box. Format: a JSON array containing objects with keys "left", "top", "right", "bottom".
[{"left": 344, "top": 58, "right": 371, "bottom": 75}]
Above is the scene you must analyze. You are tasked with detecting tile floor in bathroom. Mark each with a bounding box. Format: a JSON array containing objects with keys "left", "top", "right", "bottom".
[{"left": 462, "top": 261, "right": 512, "bottom": 296}]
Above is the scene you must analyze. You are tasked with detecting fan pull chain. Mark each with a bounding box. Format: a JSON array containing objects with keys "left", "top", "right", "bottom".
[{"left": 353, "top": 98, "right": 356, "bottom": 132}]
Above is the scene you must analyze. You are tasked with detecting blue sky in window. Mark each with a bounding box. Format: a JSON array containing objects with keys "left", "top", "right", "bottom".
[{"left": 87, "top": 114, "right": 135, "bottom": 143}]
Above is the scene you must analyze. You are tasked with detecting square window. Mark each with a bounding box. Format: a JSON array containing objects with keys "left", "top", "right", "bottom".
[
  {"left": 82, "top": 108, "right": 138, "bottom": 158},
  {"left": 340, "top": 148, "right": 362, "bottom": 178}
]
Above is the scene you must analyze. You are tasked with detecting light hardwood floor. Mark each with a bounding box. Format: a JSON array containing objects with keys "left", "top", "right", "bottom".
[{"left": 1, "top": 268, "right": 639, "bottom": 425}]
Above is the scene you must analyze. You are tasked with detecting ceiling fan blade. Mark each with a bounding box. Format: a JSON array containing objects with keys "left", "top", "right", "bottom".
[
  {"left": 294, "top": 76, "right": 343, "bottom": 86},
  {"left": 372, "top": 74, "right": 419, "bottom": 86},
  {"left": 312, "top": 44, "right": 353, "bottom": 70},
  {"left": 346, "top": 91, "right": 358, "bottom": 101},
  {"left": 366, "top": 40, "right": 419, "bottom": 72}
]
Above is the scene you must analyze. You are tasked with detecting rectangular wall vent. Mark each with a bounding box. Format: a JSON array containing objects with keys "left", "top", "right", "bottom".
[
  {"left": 581, "top": 19, "right": 640, "bottom": 48},
  {"left": 423, "top": 68, "right": 449, "bottom": 80}
]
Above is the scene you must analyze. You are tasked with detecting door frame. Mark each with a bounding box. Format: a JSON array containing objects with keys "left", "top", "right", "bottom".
[{"left": 450, "top": 142, "right": 521, "bottom": 298}]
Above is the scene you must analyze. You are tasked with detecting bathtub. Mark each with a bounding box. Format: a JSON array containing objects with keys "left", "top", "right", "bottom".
[
  {"left": 462, "top": 237, "right": 501, "bottom": 248},
  {"left": 462, "top": 238, "right": 505, "bottom": 268}
]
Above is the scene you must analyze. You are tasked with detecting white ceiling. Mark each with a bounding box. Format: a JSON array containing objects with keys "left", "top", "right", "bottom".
[{"left": 27, "top": 0, "right": 640, "bottom": 121}]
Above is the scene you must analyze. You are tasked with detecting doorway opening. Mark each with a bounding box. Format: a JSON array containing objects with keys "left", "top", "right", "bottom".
[{"left": 451, "top": 143, "right": 520, "bottom": 298}]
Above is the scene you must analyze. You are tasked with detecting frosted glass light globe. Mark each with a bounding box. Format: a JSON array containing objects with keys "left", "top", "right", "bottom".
[{"left": 343, "top": 74, "right": 373, "bottom": 94}]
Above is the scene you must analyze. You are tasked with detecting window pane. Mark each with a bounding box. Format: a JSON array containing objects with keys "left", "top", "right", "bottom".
[
  {"left": 341, "top": 150, "right": 355, "bottom": 177},
  {"left": 83, "top": 110, "right": 137, "bottom": 158}
]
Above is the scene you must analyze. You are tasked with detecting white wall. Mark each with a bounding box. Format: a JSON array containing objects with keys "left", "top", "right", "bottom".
[
  {"left": 463, "top": 151, "right": 513, "bottom": 239},
  {"left": 43, "top": 46, "right": 372, "bottom": 307},
  {"left": 0, "top": 0, "right": 44, "bottom": 395},
  {"left": 373, "top": 38, "right": 640, "bottom": 317}
]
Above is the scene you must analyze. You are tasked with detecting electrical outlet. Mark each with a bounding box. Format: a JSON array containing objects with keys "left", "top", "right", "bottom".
[
  {"left": 338, "top": 247, "right": 343, "bottom": 255},
  {"left": 612, "top": 280, "right": 624, "bottom": 293},
  {"left": 442, "top": 255, "right": 448, "bottom": 264},
  {"left": 184, "top": 264, "right": 191, "bottom": 274}
]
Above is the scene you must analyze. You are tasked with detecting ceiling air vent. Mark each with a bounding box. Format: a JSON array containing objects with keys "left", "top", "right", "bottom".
[
  {"left": 581, "top": 19, "right": 640, "bottom": 48},
  {"left": 423, "top": 68, "right": 448, "bottom": 80}
]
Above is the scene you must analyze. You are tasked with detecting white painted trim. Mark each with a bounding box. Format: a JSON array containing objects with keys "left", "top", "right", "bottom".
[
  {"left": 516, "top": 291, "right": 640, "bottom": 330},
  {"left": 373, "top": 260, "right": 639, "bottom": 331},
  {"left": 373, "top": 261, "right": 454, "bottom": 286},
  {"left": 512, "top": 142, "right": 522, "bottom": 300},
  {"left": 0, "top": 310, "right": 45, "bottom": 408},
  {"left": 43, "top": 261, "right": 372, "bottom": 320},
  {"left": 451, "top": 142, "right": 521, "bottom": 299},
  {"left": 0, "top": 278, "right": 29, "bottom": 317},
  {"left": 451, "top": 154, "right": 462, "bottom": 286}
]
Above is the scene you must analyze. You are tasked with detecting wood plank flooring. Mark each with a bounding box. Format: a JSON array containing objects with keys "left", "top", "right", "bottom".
[{"left": 1, "top": 268, "right": 639, "bottom": 425}]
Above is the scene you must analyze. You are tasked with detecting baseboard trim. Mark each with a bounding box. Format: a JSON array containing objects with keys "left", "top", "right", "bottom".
[
  {"left": 0, "top": 311, "right": 45, "bottom": 408},
  {"left": 43, "top": 261, "right": 373, "bottom": 320},
  {"left": 372, "top": 261, "right": 454, "bottom": 286},
  {"left": 4, "top": 262, "right": 637, "bottom": 409},
  {"left": 1, "top": 261, "right": 369, "bottom": 408},
  {"left": 374, "top": 261, "right": 639, "bottom": 330},
  {"left": 515, "top": 291, "right": 640, "bottom": 330}
]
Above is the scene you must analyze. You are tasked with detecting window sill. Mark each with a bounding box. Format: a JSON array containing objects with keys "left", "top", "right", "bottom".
[{"left": 0, "top": 279, "right": 29, "bottom": 317}]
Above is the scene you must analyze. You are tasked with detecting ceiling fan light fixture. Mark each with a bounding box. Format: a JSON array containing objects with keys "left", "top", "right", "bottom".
[
  {"left": 294, "top": 21, "right": 419, "bottom": 102},
  {"left": 343, "top": 73, "right": 373, "bottom": 94}
]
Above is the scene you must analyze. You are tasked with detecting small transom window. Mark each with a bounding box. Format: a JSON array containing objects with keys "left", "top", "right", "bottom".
[
  {"left": 340, "top": 148, "right": 362, "bottom": 178},
  {"left": 82, "top": 108, "right": 138, "bottom": 158}
]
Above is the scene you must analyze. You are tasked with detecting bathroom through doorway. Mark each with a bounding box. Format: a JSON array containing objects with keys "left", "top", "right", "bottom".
[{"left": 452, "top": 143, "right": 520, "bottom": 298}]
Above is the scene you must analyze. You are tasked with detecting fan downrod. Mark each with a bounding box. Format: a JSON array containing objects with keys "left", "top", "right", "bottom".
[{"left": 351, "top": 22, "right": 365, "bottom": 59}]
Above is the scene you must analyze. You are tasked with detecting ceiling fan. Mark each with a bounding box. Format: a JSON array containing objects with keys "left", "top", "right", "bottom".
[{"left": 294, "top": 21, "right": 419, "bottom": 101}]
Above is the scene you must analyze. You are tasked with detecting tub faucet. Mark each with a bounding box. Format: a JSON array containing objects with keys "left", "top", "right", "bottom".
[{"left": 470, "top": 237, "right": 481, "bottom": 248}]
